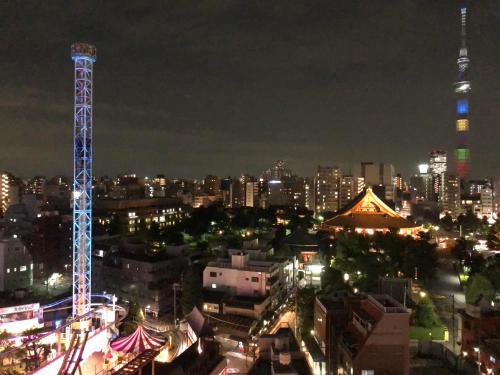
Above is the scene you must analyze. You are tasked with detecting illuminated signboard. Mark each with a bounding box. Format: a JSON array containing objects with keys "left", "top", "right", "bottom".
[{"left": 0, "top": 303, "right": 40, "bottom": 316}]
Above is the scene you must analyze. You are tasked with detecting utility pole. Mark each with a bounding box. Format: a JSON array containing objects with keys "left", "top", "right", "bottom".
[{"left": 451, "top": 294, "right": 456, "bottom": 351}]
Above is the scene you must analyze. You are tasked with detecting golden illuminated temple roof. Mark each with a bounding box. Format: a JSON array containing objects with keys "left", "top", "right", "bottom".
[{"left": 322, "top": 187, "right": 418, "bottom": 230}]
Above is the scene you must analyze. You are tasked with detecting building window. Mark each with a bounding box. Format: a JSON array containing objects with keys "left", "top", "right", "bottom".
[
  {"left": 20, "top": 265, "right": 27, "bottom": 272},
  {"left": 211, "top": 284, "right": 217, "bottom": 289},
  {"left": 6, "top": 268, "right": 10, "bottom": 274},
  {"left": 210, "top": 272, "right": 217, "bottom": 277},
  {"left": 251, "top": 277, "right": 259, "bottom": 283},
  {"left": 361, "top": 371, "right": 374, "bottom": 375}
]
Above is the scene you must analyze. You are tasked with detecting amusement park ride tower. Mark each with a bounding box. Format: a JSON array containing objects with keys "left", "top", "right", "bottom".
[{"left": 71, "top": 43, "right": 96, "bottom": 327}]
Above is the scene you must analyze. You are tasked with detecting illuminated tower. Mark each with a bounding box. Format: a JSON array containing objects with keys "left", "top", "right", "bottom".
[
  {"left": 71, "top": 43, "right": 96, "bottom": 319},
  {"left": 454, "top": 5, "right": 471, "bottom": 179}
]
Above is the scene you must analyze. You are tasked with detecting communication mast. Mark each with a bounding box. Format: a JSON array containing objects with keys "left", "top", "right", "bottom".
[{"left": 454, "top": 6, "right": 471, "bottom": 179}]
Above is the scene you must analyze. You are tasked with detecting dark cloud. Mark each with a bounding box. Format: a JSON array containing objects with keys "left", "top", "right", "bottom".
[{"left": 0, "top": 0, "right": 499, "bottom": 179}]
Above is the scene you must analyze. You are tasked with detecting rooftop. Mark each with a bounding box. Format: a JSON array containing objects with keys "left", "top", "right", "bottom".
[{"left": 207, "top": 258, "right": 278, "bottom": 273}]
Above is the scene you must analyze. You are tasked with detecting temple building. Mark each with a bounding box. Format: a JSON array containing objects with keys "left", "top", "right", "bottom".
[{"left": 320, "top": 187, "right": 421, "bottom": 236}]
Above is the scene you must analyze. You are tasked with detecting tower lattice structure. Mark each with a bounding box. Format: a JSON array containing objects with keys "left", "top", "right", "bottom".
[
  {"left": 71, "top": 43, "right": 96, "bottom": 319},
  {"left": 454, "top": 5, "right": 471, "bottom": 179}
]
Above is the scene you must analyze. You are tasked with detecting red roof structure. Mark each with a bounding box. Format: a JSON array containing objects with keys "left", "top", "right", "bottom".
[{"left": 321, "top": 187, "right": 421, "bottom": 235}]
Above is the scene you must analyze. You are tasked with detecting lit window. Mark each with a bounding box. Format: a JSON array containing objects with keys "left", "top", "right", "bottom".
[
  {"left": 20, "top": 265, "right": 27, "bottom": 272},
  {"left": 6, "top": 268, "right": 10, "bottom": 274},
  {"left": 211, "top": 283, "right": 217, "bottom": 289}
]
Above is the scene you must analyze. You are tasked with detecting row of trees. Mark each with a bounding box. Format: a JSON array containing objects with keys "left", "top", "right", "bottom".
[
  {"left": 327, "top": 231, "right": 438, "bottom": 291},
  {"left": 440, "top": 209, "right": 495, "bottom": 239}
]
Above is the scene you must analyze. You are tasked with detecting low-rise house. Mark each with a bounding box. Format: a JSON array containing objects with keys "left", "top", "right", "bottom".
[{"left": 311, "top": 292, "right": 410, "bottom": 375}]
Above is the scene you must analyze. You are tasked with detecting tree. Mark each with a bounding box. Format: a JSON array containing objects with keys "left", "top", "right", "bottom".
[
  {"left": 108, "top": 214, "right": 121, "bottom": 236},
  {"left": 21, "top": 328, "right": 50, "bottom": 371},
  {"left": 148, "top": 221, "right": 161, "bottom": 240},
  {"left": 451, "top": 238, "right": 468, "bottom": 262},
  {"left": 401, "top": 239, "right": 438, "bottom": 281},
  {"left": 440, "top": 213, "right": 455, "bottom": 232},
  {"left": 180, "top": 264, "right": 203, "bottom": 316},
  {"left": 487, "top": 219, "right": 500, "bottom": 250},
  {"left": 297, "top": 286, "right": 316, "bottom": 337},
  {"left": 272, "top": 225, "right": 287, "bottom": 248},
  {"left": 321, "top": 267, "right": 347, "bottom": 294},
  {"left": 457, "top": 209, "right": 481, "bottom": 235},
  {"left": 127, "top": 300, "right": 145, "bottom": 322},
  {"left": 465, "top": 274, "right": 495, "bottom": 304},
  {"left": 415, "top": 298, "right": 440, "bottom": 328}
]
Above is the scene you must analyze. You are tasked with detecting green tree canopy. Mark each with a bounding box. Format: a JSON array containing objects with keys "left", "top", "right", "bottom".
[
  {"left": 488, "top": 219, "right": 500, "bottom": 250},
  {"left": 465, "top": 274, "right": 495, "bottom": 304},
  {"left": 297, "top": 286, "right": 316, "bottom": 337},
  {"left": 415, "top": 298, "right": 440, "bottom": 328},
  {"left": 180, "top": 263, "right": 203, "bottom": 316},
  {"left": 127, "top": 300, "right": 145, "bottom": 322},
  {"left": 457, "top": 209, "right": 481, "bottom": 235},
  {"left": 440, "top": 213, "right": 455, "bottom": 232},
  {"left": 321, "top": 267, "right": 348, "bottom": 294}
]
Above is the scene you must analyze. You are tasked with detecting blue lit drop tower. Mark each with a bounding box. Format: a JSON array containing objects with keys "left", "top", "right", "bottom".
[
  {"left": 71, "top": 43, "right": 96, "bottom": 320},
  {"left": 454, "top": 6, "right": 471, "bottom": 179}
]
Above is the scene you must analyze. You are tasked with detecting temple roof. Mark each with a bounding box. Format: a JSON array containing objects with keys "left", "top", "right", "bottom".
[
  {"left": 281, "top": 226, "right": 319, "bottom": 247},
  {"left": 322, "top": 187, "right": 418, "bottom": 230}
]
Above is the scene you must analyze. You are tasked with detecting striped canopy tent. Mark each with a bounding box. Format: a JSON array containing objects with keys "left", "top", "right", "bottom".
[{"left": 110, "top": 325, "right": 165, "bottom": 354}]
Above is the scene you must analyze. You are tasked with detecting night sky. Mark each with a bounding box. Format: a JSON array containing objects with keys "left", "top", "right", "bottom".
[{"left": 1, "top": 1, "right": 499, "bottom": 179}]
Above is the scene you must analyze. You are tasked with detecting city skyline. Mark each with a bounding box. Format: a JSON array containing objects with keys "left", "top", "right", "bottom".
[{"left": 1, "top": 1, "right": 499, "bottom": 179}]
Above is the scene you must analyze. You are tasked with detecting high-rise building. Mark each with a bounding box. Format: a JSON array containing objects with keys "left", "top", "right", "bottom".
[
  {"left": 1, "top": 173, "right": 19, "bottom": 215},
  {"left": 468, "top": 179, "right": 491, "bottom": 195},
  {"left": 429, "top": 150, "right": 447, "bottom": 202},
  {"left": 203, "top": 175, "right": 221, "bottom": 196},
  {"left": 493, "top": 178, "right": 500, "bottom": 216},
  {"left": 357, "top": 162, "right": 394, "bottom": 187},
  {"left": 409, "top": 164, "right": 432, "bottom": 202},
  {"left": 262, "top": 160, "right": 291, "bottom": 181},
  {"left": 25, "top": 176, "right": 46, "bottom": 198},
  {"left": 244, "top": 181, "right": 259, "bottom": 207},
  {"left": 339, "top": 175, "right": 364, "bottom": 208},
  {"left": 454, "top": 5, "right": 471, "bottom": 179},
  {"left": 480, "top": 187, "right": 494, "bottom": 219},
  {"left": 314, "top": 166, "right": 341, "bottom": 214},
  {"left": 442, "top": 173, "right": 461, "bottom": 218},
  {"left": 355, "top": 162, "right": 395, "bottom": 202}
]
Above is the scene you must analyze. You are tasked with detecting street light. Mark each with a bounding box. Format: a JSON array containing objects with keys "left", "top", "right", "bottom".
[{"left": 474, "top": 347, "right": 480, "bottom": 375}]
